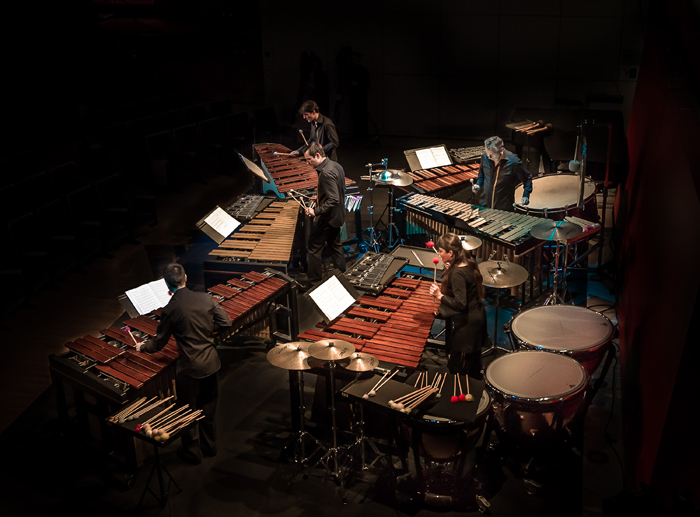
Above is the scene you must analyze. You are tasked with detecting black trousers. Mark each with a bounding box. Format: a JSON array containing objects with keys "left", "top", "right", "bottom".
[
  {"left": 175, "top": 371, "right": 218, "bottom": 462},
  {"left": 307, "top": 221, "right": 346, "bottom": 284}
]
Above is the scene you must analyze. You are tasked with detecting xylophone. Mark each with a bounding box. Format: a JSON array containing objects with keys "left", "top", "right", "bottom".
[
  {"left": 406, "top": 163, "right": 479, "bottom": 196},
  {"left": 207, "top": 198, "right": 300, "bottom": 264},
  {"left": 254, "top": 143, "right": 357, "bottom": 198},
  {"left": 297, "top": 276, "right": 437, "bottom": 369}
]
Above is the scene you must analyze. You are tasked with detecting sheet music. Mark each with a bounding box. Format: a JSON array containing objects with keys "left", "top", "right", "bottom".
[
  {"left": 125, "top": 278, "right": 171, "bottom": 315},
  {"left": 204, "top": 207, "right": 240, "bottom": 240},
  {"left": 415, "top": 146, "right": 452, "bottom": 169},
  {"left": 309, "top": 275, "right": 356, "bottom": 322}
]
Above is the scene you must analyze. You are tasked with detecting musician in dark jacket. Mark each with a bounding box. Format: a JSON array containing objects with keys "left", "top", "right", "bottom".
[
  {"left": 473, "top": 135, "right": 533, "bottom": 211},
  {"left": 291, "top": 100, "right": 339, "bottom": 161},
  {"left": 137, "top": 263, "right": 232, "bottom": 464},
  {"left": 302, "top": 142, "right": 346, "bottom": 287}
]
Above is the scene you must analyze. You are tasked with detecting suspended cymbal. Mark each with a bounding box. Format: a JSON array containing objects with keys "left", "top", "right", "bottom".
[
  {"left": 459, "top": 235, "right": 483, "bottom": 251},
  {"left": 479, "top": 260, "right": 529, "bottom": 288},
  {"left": 266, "top": 342, "right": 314, "bottom": 370},
  {"left": 338, "top": 352, "right": 379, "bottom": 372},
  {"left": 308, "top": 339, "right": 356, "bottom": 361},
  {"left": 530, "top": 220, "right": 583, "bottom": 242},
  {"left": 372, "top": 170, "right": 414, "bottom": 187}
]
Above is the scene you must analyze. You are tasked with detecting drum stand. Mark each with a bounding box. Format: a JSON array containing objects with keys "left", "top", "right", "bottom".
[
  {"left": 481, "top": 286, "right": 510, "bottom": 357},
  {"left": 345, "top": 384, "right": 386, "bottom": 471},
  {"left": 311, "top": 360, "right": 347, "bottom": 494},
  {"left": 285, "top": 371, "right": 326, "bottom": 480}
]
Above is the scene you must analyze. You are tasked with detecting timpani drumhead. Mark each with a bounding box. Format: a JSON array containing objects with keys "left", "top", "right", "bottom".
[
  {"left": 515, "top": 175, "right": 596, "bottom": 211},
  {"left": 485, "top": 351, "right": 586, "bottom": 401},
  {"left": 511, "top": 305, "right": 613, "bottom": 353}
]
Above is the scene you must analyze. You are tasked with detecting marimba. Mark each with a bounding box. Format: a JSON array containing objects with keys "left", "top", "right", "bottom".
[
  {"left": 406, "top": 163, "right": 479, "bottom": 196},
  {"left": 254, "top": 143, "right": 356, "bottom": 198},
  {"left": 297, "top": 276, "right": 436, "bottom": 369}
]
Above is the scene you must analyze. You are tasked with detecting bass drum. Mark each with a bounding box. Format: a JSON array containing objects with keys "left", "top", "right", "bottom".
[
  {"left": 514, "top": 174, "right": 597, "bottom": 221},
  {"left": 484, "top": 351, "right": 588, "bottom": 443},
  {"left": 510, "top": 305, "right": 614, "bottom": 376}
]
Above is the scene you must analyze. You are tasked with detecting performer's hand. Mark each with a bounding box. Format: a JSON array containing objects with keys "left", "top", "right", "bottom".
[
  {"left": 135, "top": 342, "right": 145, "bottom": 352},
  {"left": 521, "top": 196, "right": 530, "bottom": 205},
  {"left": 290, "top": 150, "right": 299, "bottom": 156},
  {"left": 472, "top": 184, "right": 480, "bottom": 193},
  {"left": 305, "top": 207, "right": 315, "bottom": 217},
  {"left": 429, "top": 283, "right": 442, "bottom": 300}
]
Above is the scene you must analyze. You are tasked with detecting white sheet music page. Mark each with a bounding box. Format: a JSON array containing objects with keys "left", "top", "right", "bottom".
[
  {"left": 415, "top": 149, "right": 438, "bottom": 170},
  {"left": 204, "top": 207, "right": 240, "bottom": 240},
  {"left": 309, "top": 276, "right": 356, "bottom": 322},
  {"left": 149, "top": 279, "right": 172, "bottom": 308}
]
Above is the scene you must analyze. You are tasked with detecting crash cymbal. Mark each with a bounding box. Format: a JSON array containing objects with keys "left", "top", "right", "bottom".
[
  {"left": 266, "top": 342, "right": 314, "bottom": 370},
  {"left": 479, "top": 260, "right": 529, "bottom": 288},
  {"left": 338, "top": 352, "right": 379, "bottom": 372},
  {"left": 530, "top": 220, "right": 583, "bottom": 242},
  {"left": 308, "top": 339, "right": 356, "bottom": 361},
  {"left": 372, "top": 170, "right": 414, "bottom": 187},
  {"left": 459, "top": 235, "right": 482, "bottom": 251}
]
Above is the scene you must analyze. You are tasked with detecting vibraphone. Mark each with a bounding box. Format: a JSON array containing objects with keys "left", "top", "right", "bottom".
[
  {"left": 448, "top": 145, "right": 486, "bottom": 163},
  {"left": 224, "top": 194, "right": 275, "bottom": 221},
  {"left": 406, "top": 163, "right": 479, "bottom": 195},
  {"left": 343, "top": 251, "right": 409, "bottom": 294},
  {"left": 297, "top": 276, "right": 436, "bottom": 369},
  {"left": 398, "top": 193, "right": 543, "bottom": 258},
  {"left": 254, "top": 143, "right": 357, "bottom": 198}
]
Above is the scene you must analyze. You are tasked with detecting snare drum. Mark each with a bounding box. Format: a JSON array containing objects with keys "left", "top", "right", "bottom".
[
  {"left": 485, "top": 351, "right": 588, "bottom": 443},
  {"left": 510, "top": 305, "right": 613, "bottom": 375},
  {"left": 514, "top": 174, "right": 597, "bottom": 220}
]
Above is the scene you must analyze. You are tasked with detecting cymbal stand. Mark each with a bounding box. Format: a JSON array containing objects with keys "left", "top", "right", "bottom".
[
  {"left": 543, "top": 239, "right": 571, "bottom": 305},
  {"left": 312, "top": 359, "right": 347, "bottom": 494},
  {"left": 286, "top": 370, "right": 326, "bottom": 480},
  {"left": 386, "top": 184, "right": 404, "bottom": 249},
  {"left": 345, "top": 374, "right": 386, "bottom": 471},
  {"left": 364, "top": 162, "right": 383, "bottom": 252}
]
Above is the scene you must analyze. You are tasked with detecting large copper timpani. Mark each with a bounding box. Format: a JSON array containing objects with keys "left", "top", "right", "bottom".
[
  {"left": 484, "top": 351, "right": 588, "bottom": 443},
  {"left": 514, "top": 174, "right": 598, "bottom": 221},
  {"left": 297, "top": 276, "right": 436, "bottom": 369},
  {"left": 510, "top": 305, "right": 614, "bottom": 376}
]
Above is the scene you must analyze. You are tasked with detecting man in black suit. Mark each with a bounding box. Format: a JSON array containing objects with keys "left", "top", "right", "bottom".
[
  {"left": 137, "top": 263, "right": 231, "bottom": 464},
  {"left": 302, "top": 142, "right": 346, "bottom": 287},
  {"left": 290, "top": 100, "right": 339, "bottom": 161}
]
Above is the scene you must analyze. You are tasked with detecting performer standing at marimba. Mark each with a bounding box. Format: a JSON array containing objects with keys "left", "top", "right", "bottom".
[
  {"left": 429, "top": 233, "right": 487, "bottom": 379},
  {"left": 301, "top": 142, "right": 346, "bottom": 289},
  {"left": 137, "top": 263, "right": 232, "bottom": 464},
  {"left": 473, "top": 135, "right": 532, "bottom": 211},
  {"left": 290, "top": 100, "right": 339, "bottom": 161}
]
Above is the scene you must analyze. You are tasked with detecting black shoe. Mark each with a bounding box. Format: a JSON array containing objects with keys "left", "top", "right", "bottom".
[{"left": 176, "top": 447, "right": 202, "bottom": 465}]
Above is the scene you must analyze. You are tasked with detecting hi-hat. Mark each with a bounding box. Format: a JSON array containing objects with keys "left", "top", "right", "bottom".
[
  {"left": 459, "top": 235, "right": 482, "bottom": 251},
  {"left": 308, "top": 339, "right": 356, "bottom": 361},
  {"left": 371, "top": 170, "right": 414, "bottom": 187},
  {"left": 339, "top": 352, "right": 379, "bottom": 372},
  {"left": 530, "top": 220, "right": 583, "bottom": 242},
  {"left": 266, "top": 342, "right": 314, "bottom": 370},
  {"left": 479, "top": 261, "right": 528, "bottom": 288}
]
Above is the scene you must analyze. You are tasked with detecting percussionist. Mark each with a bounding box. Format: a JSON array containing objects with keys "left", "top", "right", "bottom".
[{"left": 473, "top": 136, "right": 533, "bottom": 211}]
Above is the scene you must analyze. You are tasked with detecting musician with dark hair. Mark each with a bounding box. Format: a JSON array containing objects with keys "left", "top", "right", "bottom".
[
  {"left": 136, "top": 263, "right": 231, "bottom": 464},
  {"left": 429, "top": 233, "right": 487, "bottom": 379},
  {"left": 473, "top": 135, "right": 532, "bottom": 211},
  {"left": 290, "top": 100, "right": 339, "bottom": 161},
  {"left": 300, "top": 142, "right": 346, "bottom": 288}
]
